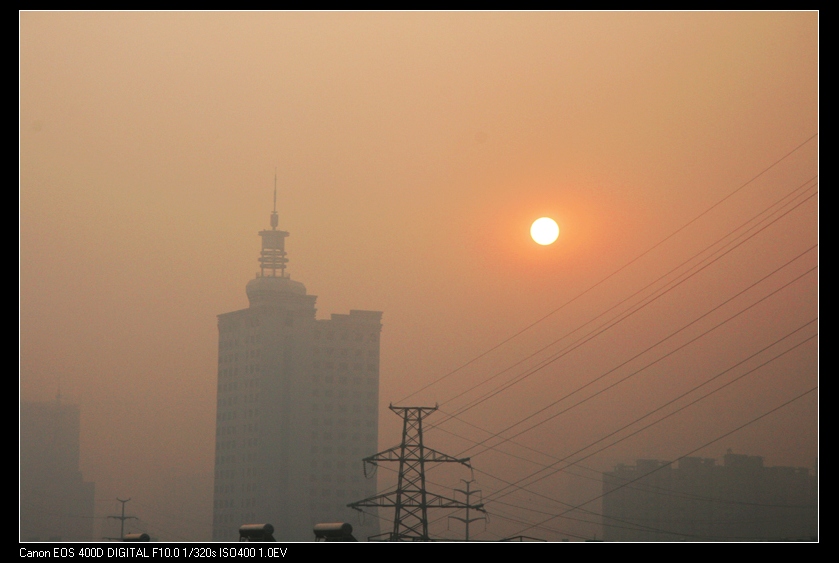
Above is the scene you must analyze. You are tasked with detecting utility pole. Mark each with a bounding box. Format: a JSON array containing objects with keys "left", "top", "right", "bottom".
[
  {"left": 449, "top": 479, "right": 486, "bottom": 540},
  {"left": 348, "top": 405, "right": 485, "bottom": 541},
  {"left": 106, "top": 498, "right": 137, "bottom": 541}
]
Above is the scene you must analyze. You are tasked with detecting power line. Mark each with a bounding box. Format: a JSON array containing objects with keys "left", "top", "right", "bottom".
[
  {"left": 436, "top": 191, "right": 817, "bottom": 424},
  {"left": 390, "top": 186, "right": 816, "bottom": 514},
  {"left": 376, "top": 229, "right": 815, "bottom": 536},
  {"left": 130, "top": 517, "right": 194, "bottom": 542},
  {"left": 347, "top": 405, "right": 485, "bottom": 541},
  {"left": 129, "top": 498, "right": 210, "bottom": 528},
  {"left": 375, "top": 324, "right": 817, "bottom": 539},
  {"left": 416, "top": 253, "right": 816, "bottom": 492},
  {"left": 105, "top": 498, "right": 137, "bottom": 542},
  {"left": 405, "top": 244, "right": 817, "bottom": 506},
  {"left": 447, "top": 257, "right": 817, "bottom": 460},
  {"left": 376, "top": 176, "right": 816, "bottom": 517},
  {"left": 397, "top": 133, "right": 817, "bottom": 404},
  {"left": 507, "top": 386, "right": 817, "bottom": 538},
  {"left": 449, "top": 479, "right": 487, "bottom": 540},
  {"left": 17, "top": 500, "right": 104, "bottom": 520},
  {"left": 362, "top": 460, "right": 589, "bottom": 540},
  {"left": 435, "top": 364, "right": 817, "bottom": 541},
  {"left": 420, "top": 323, "right": 816, "bottom": 534},
  {"left": 379, "top": 139, "right": 817, "bottom": 539},
  {"left": 475, "top": 333, "right": 818, "bottom": 510},
  {"left": 432, "top": 397, "right": 816, "bottom": 510},
  {"left": 435, "top": 178, "right": 816, "bottom": 416},
  {"left": 397, "top": 261, "right": 815, "bottom": 538}
]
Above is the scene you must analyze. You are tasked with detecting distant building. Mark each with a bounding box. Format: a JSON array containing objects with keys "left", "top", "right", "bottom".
[
  {"left": 20, "top": 398, "right": 95, "bottom": 542},
  {"left": 602, "top": 452, "right": 817, "bottom": 541},
  {"left": 212, "top": 192, "right": 382, "bottom": 541}
]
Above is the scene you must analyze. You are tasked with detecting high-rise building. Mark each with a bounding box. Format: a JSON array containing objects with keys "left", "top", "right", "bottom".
[
  {"left": 602, "top": 452, "right": 817, "bottom": 541},
  {"left": 20, "top": 397, "right": 95, "bottom": 542},
  {"left": 212, "top": 189, "right": 382, "bottom": 541}
]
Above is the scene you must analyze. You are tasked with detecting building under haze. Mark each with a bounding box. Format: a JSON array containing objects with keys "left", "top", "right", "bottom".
[
  {"left": 212, "top": 194, "right": 382, "bottom": 541},
  {"left": 602, "top": 452, "right": 817, "bottom": 541},
  {"left": 20, "top": 397, "right": 95, "bottom": 542}
]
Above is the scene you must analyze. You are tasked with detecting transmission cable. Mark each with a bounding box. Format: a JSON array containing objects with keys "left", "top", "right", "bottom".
[
  {"left": 435, "top": 178, "right": 816, "bottom": 416},
  {"left": 424, "top": 328, "right": 816, "bottom": 533},
  {"left": 506, "top": 386, "right": 817, "bottom": 538},
  {"left": 471, "top": 333, "right": 818, "bottom": 509},
  {"left": 435, "top": 190, "right": 816, "bottom": 424},
  {"left": 447, "top": 258, "right": 817, "bottom": 459},
  {"left": 397, "top": 133, "right": 817, "bottom": 404}
]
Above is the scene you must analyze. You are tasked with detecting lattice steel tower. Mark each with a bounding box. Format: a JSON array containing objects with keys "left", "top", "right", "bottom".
[{"left": 348, "top": 405, "right": 485, "bottom": 541}]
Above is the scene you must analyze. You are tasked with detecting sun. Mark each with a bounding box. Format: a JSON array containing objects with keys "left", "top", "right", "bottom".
[{"left": 530, "top": 217, "right": 559, "bottom": 245}]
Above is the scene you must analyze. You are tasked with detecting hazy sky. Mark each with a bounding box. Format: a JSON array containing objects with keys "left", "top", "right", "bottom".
[{"left": 20, "top": 11, "right": 817, "bottom": 541}]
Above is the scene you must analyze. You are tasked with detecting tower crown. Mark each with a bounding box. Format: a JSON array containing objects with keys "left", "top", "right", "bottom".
[{"left": 247, "top": 173, "right": 308, "bottom": 306}]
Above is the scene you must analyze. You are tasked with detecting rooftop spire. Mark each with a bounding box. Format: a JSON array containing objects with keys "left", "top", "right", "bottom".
[
  {"left": 270, "top": 168, "right": 279, "bottom": 229},
  {"left": 258, "top": 171, "right": 289, "bottom": 278}
]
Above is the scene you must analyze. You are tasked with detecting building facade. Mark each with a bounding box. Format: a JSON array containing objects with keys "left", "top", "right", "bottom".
[
  {"left": 602, "top": 452, "right": 817, "bottom": 541},
  {"left": 212, "top": 199, "right": 382, "bottom": 541},
  {"left": 20, "top": 398, "right": 95, "bottom": 542}
]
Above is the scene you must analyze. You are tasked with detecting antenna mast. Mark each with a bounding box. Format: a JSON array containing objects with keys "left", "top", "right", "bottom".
[
  {"left": 258, "top": 170, "right": 289, "bottom": 277},
  {"left": 271, "top": 168, "right": 279, "bottom": 229}
]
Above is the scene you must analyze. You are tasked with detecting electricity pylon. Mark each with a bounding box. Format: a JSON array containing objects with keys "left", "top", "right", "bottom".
[
  {"left": 449, "top": 479, "right": 487, "bottom": 540},
  {"left": 105, "top": 498, "right": 137, "bottom": 541},
  {"left": 348, "top": 405, "right": 485, "bottom": 541}
]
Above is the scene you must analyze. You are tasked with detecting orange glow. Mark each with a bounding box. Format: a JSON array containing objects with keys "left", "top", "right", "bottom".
[{"left": 19, "top": 11, "right": 817, "bottom": 542}]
